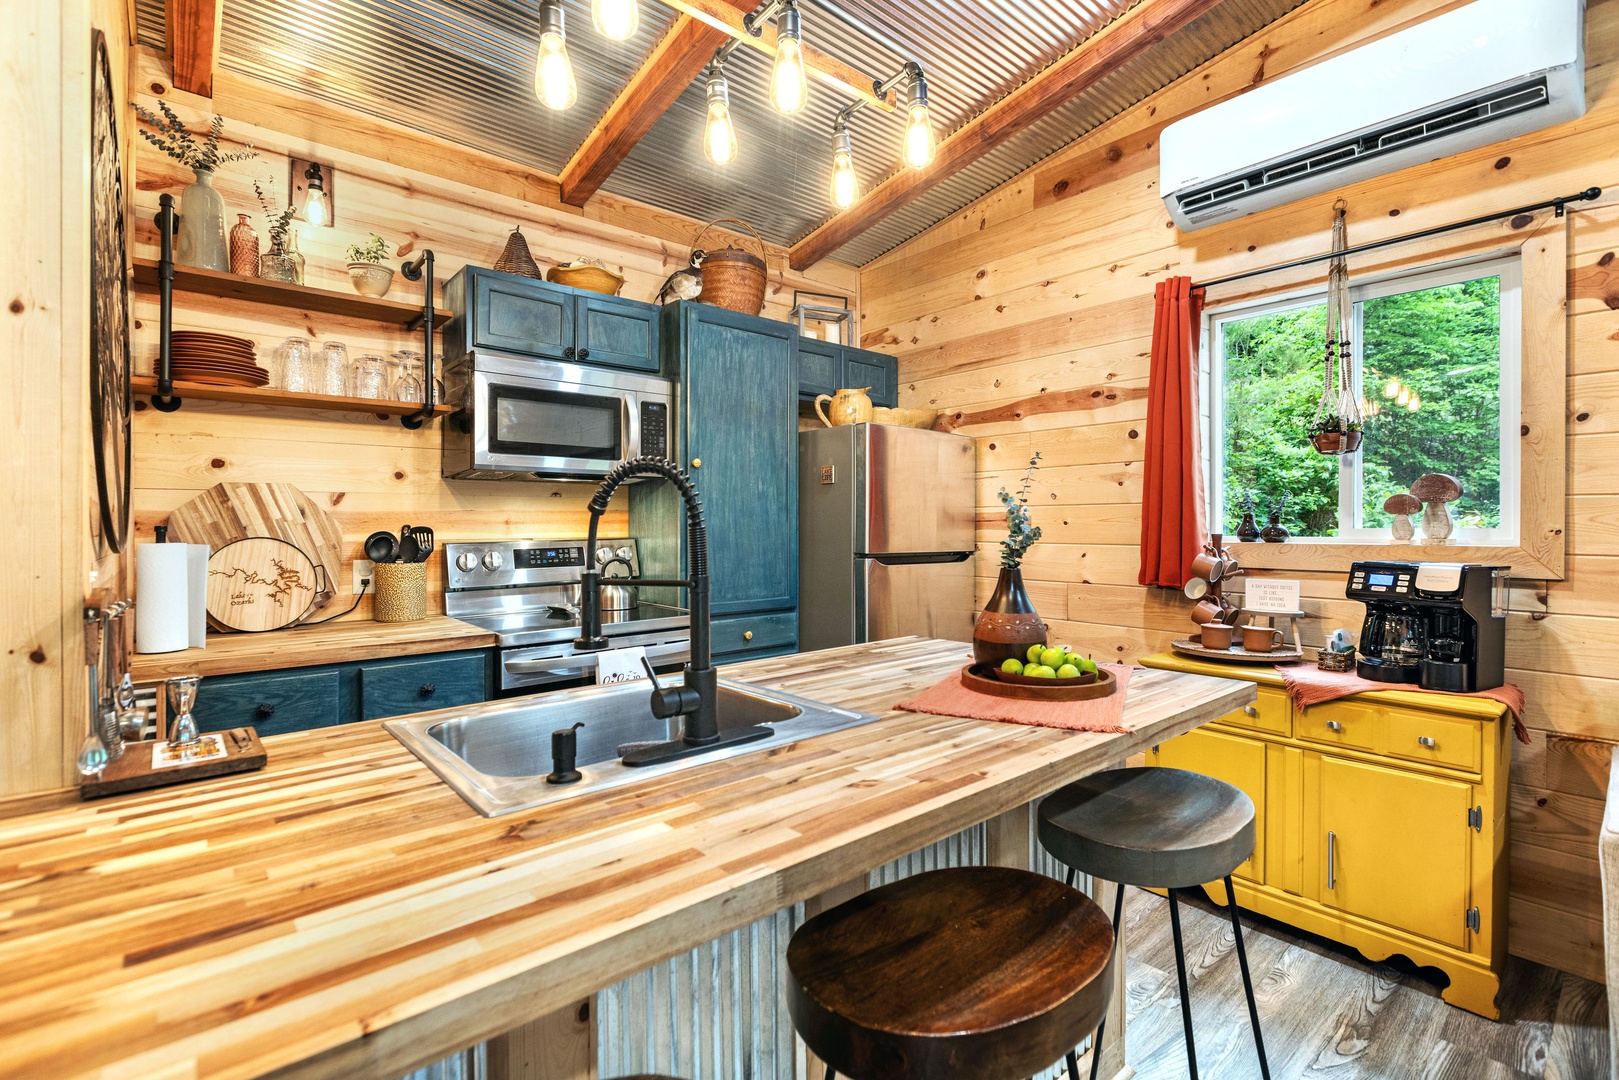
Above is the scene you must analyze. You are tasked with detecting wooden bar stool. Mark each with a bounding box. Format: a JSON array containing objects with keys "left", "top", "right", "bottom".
[
  {"left": 1037, "top": 767, "right": 1270, "bottom": 1080},
  {"left": 785, "top": 866, "right": 1115, "bottom": 1080}
]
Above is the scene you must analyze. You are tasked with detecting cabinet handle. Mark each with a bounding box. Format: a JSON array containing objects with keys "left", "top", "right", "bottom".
[
  {"left": 419, "top": 682, "right": 437, "bottom": 698},
  {"left": 577, "top": 348, "right": 590, "bottom": 360},
  {"left": 563, "top": 346, "right": 576, "bottom": 359},
  {"left": 1326, "top": 720, "right": 1343, "bottom": 732},
  {"left": 743, "top": 630, "right": 754, "bottom": 641},
  {"left": 1327, "top": 831, "right": 1337, "bottom": 890},
  {"left": 690, "top": 458, "right": 702, "bottom": 468},
  {"left": 255, "top": 703, "right": 276, "bottom": 721},
  {"left": 1243, "top": 705, "right": 1259, "bottom": 717},
  {"left": 1418, "top": 735, "right": 1436, "bottom": 748}
]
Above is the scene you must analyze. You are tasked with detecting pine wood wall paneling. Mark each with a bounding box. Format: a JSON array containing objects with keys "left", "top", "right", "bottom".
[{"left": 865, "top": 0, "right": 1619, "bottom": 979}]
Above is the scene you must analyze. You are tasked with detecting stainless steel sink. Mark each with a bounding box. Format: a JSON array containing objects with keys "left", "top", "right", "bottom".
[{"left": 383, "top": 677, "right": 881, "bottom": 817}]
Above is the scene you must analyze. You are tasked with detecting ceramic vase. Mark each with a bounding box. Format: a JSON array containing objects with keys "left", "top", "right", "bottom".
[
  {"left": 1236, "top": 510, "right": 1260, "bottom": 542},
  {"left": 348, "top": 263, "right": 395, "bottom": 297},
  {"left": 229, "top": 214, "right": 259, "bottom": 277},
  {"left": 1260, "top": 513, "right": 1290, "bottom": 543},
  {"left": 972, "top": 566, "right": 1048, "bottom": 668},
  {"left": 176, "top": 168, "right": 228, "bottom": 271}
]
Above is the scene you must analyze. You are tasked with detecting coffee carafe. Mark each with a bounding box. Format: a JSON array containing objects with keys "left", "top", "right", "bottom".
[{"left": 1346, "top": 561, "right": 1507, "bottom": 692}]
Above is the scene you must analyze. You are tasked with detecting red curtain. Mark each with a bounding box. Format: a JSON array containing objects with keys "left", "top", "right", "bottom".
[{"left": 1139, "top": 277, "right": 1207, "bottom": 588}]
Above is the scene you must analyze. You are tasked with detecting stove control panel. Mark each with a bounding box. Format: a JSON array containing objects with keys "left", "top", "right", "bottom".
[
  {"left": 445, "top": 538, "right": 638, "bottom": 592},
  {"left": 515, "top": 546, "right": 584, "bottom": 569}
]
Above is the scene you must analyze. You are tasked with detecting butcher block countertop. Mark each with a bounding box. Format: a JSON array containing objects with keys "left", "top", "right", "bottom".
[
  {"left": 127, "top": 615, "right": 498, "bottom": 681},
  {"left": 0, "top": 638, "right": 1253, "bottom": 1080}
]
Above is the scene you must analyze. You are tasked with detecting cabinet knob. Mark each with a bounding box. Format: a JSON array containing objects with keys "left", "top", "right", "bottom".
[
  {"left": 419, "top": 683, "right": 437, "bottom": 698},
  {"left": 255, "top": 703, "right": 276, "bottom": 721},
  {"left": 691, "top": 458, "right": 702, "bottom": 469},
  {"left": 1326, "top": 720, "right": 1343, "bottom": 732},
  {"left": 1243, "top": 705, "right": 1259, "bottom": 717},
  {"left": 563, "top": 346, "right": 576, "bottom": 359},
  {"left": 743, "top": 630, "right": 754, "bottom": 641},
  {"left": 1418, "top": 735, "right": 1436, "bottom": 748},
  {"left": 578, "top": 348, "right": 590, "bottom": 360}
]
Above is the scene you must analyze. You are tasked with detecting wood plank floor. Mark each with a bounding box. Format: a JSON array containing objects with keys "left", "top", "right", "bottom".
[{"left": 1120, "top": 888, "right": 1610, "bottom": 1080}]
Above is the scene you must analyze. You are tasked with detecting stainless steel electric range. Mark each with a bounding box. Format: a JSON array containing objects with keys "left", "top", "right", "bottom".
[{"left": 444, "top": 538, "right": 690, "bottom": 693}]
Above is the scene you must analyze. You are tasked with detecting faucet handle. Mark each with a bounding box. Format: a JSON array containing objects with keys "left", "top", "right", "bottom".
[{"left": 643, "top": 655, "right": 701, "bottom": 720}]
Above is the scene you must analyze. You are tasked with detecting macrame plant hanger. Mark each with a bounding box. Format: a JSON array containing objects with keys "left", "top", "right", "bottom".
[{"left": 1309, "top": 200, "right": 1364, "bottom": 455}]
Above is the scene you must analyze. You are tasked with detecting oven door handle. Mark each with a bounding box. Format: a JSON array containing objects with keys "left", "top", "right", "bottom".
[{"left": 504, "top": 640, "right": 690, "bottom": 676}]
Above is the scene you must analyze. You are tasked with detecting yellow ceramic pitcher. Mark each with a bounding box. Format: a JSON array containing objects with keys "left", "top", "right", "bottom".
[{"left": 814, "top": 387, "right": 873, "bottom": 428}]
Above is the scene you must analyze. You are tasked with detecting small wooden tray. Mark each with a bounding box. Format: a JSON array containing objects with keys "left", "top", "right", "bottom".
[
  {"left": 1172, "top": 635, "right": 1305, "bottom": 664},
  {"left": 961, "top": 663, "right": 1118, "bottom": 701},
  {"left": 79, "top": 728, "right": 267, "bottom": 800}
]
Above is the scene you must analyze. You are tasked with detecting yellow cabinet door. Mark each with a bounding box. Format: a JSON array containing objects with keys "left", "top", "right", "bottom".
[
  {"left": 1153, "top": 727, "right": 1265, "bottom": 883},
  {"left": 1317, "top": 755, "right": 1471, "bottom": 948}
]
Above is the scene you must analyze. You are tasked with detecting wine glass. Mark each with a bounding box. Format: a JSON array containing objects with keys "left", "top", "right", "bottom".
[{"left": 391, "top": 349, "right": 425, "bottom": 403}]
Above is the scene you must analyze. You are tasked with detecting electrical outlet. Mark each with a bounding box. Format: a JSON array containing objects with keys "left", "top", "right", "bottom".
[{"left": 353, "top": 559, "right": 375, "bottom": 595}]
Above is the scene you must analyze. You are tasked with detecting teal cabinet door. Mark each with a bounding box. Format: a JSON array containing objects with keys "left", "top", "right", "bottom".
[
  {"left": 193, "top": 669, "right": 343, "bottom": 736},
  {"left": 679, "top": 304, "right": 799, "bottom": 616},
  {"left": 359, "top": 651, "right": 492, "bottom": 720},
  {"left": 577, "top": 294, "right": 660, "bottom": 372},
  {"left": 797, "top": 338, "right": 842, "bottom": 400},
  {"left": 470, "top": 269, "right": 573, "bottom": 360},
  {"left": 844, "top": 347, "right": 899, "bottom": 407}
]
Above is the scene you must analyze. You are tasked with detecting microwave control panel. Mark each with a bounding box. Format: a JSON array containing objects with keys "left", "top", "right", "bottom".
[{"left": 640, "top": 401, "right": 669, "bottom": 458}]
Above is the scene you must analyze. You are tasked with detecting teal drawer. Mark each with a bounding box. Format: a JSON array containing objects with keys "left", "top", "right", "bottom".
[
  {"left": 797, "top": 339, "right": 841, "bottom": 399},
  {"left": 845, "top": 349, "right": 898, "bottom": 407},
  {"left": 711, "top": 611, "right": 797, "bottom": 659},
  {"left": 359, "top": 651, "right": 491, "bottom": 720},
  {"left": 193, "top": 669, "right": 343, "bottom": 736}
]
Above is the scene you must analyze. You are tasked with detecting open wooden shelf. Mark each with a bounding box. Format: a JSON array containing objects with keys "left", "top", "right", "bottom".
[
  {"left": 132, "top": 376, "right": 453, "bottom": 417},
  {"left": 132, "top": 257, "right": 449, "bottom": 328}
]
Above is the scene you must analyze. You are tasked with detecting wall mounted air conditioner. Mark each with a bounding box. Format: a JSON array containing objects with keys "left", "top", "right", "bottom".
[{"left": 1160, "top": 0, "right": 1586, "bottom": 232}]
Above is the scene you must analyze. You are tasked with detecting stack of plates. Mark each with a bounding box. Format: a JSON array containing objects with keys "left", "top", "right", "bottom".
[{"left": 169, "top": 332, "right": 270, "bottom": 387}]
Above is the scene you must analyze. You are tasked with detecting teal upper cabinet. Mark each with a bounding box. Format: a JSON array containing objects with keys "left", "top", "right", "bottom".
[
  {"left": 663, "top": 302, "right": 799, "bottom": 618},
  {"left": 795, "top": 339, "right": 899, "bottom": 408},
  {"left": 444, "top": 267, "right": 658, "bottom": 373}
]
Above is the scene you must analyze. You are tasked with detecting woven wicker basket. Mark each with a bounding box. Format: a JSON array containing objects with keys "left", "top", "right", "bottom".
[
  {"left": 693, "top": 218, "right": 768, "bottom": 315},
  {"left": 493, "top": 226, "right": 542, "bottom": 279},
  {"left": 1317, "top": 649, "right": 1356, "bottom": 672},
  {"left": 547, "top": 263, "right": 625, "bottom": 295},
  {"left": 373, "top": 562, "right": 427, "bottom": 623}
]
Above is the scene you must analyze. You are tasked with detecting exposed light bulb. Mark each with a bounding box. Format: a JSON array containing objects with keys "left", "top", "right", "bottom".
[
  {"left": 535, "top": 3, "right": 577, "bottom": 111},
  {"left": 769, "top": 4, "right": 808, "bottom": 115},
  {"left": 1383, "top": 377, "right": 1400, "bottom": 399},
  {"left": 703, "top": 69, "right": 737, "bottom": 165},
  {"left": 592, "top": 0, "right": 640, "bottom": 41},
  {"left": 1407, "top": 394, "right": 1422, "bottom": 412},
  {"left": 305, "top": 187, "right": 328, "bottom": 227},
  {"left": 1396, "top": 386, "right": 1410, "bottom": 406},
  {"left": 830, "top": 125, "right": 859, "bottom": 209},
  {"left": 900, "top": 78, "right": 935, "bottom": 169}
]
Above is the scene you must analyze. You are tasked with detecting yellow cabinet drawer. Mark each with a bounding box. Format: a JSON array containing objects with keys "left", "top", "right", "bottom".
[
  {"left": 1297, "top": 699, "right": 1379, "bottom": 755},
  {"left": 1213, "top": 685, "right": 1291, "bottom": 737},
  {"left": 1379, "top": 710, "right": 1482, "bottom": 772}
]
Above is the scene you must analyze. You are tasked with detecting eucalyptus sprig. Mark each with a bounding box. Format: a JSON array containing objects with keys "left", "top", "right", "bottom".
[
  {"left": 996, "top": 451, "right": 1043, "bottom": 569},
  {"left": 254, "top": 180, "right": 297, "bottom": 254},
  {"left": 131, "top": 100, "right": 255, "bottom": 172}
]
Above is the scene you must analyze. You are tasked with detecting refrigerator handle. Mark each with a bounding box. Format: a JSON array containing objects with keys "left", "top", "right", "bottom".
[{"left": 857, "top": 552, "right": 973, "bottom": 566}]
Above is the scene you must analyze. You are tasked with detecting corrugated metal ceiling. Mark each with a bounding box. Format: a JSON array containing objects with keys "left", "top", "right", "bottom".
[{"left": 134, "top": 0, "right": 1307, "bottom": 265}]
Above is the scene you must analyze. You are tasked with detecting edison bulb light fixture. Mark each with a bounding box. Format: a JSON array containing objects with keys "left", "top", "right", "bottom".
[
  {"left": 830, "top": 122, "right": 859, "bottom": 209},
  {"left": 535, "top": 1, "right": 578, "bottom": 111},
  {"left": 901, "top": 75, "right": 936, "bottom": 168},
  {"left": 592, "top": 0, "right": 640, "bottom": 41},
  {"left": 769, "top": 1, "right": 808, "bottom": 115},
  {"left": 703, "top": 67, "right": 738, "bottom": 165},
  {"left": 302, "top": 162, "right": 329, "bottom": 227}
]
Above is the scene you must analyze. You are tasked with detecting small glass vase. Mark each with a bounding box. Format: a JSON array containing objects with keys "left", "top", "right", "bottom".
[
  {"left": 229, "top": 214, "right": 259, "bottom": 277},
  {"left": 286, "top": 227, "right": 306, "bottom": 285},
  {"left": 972, "top": 566, "right": 1048, "bottom": 668},
  {"left": 259, "top": 249, "right": 299, "bottom": 283},
  {"left": 176, "top": 168, "right": 228, "bottom": 272}
]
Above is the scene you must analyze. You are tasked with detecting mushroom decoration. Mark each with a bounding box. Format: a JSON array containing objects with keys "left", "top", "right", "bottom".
[
  {"left": 1383, "top": 493, "right": 1422, "bottom": 542},
  {"left": 1408, "top": 474, "right": 1464, "bottom": 543}
]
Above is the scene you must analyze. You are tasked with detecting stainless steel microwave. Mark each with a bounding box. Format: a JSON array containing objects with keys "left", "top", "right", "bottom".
[{"left": 442, "top": 352, "right": 673, "bottom": 481}]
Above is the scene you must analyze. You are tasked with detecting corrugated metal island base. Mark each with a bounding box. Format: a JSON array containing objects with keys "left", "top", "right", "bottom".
[{"left": 0, "top": 638, "right": 1252, "bottom": 1080}]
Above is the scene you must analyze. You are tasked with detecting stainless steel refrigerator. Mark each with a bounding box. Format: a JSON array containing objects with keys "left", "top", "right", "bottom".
[{"left": 798, "top": 423, "right": 977, "bottom": 650}]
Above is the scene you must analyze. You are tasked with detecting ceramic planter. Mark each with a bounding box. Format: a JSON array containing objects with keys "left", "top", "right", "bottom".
[
  {"left": 1310, "top": 429, "right": 1363, "bottom": 455},
  {"left": 348, "top": 262, "right": 395, "bottom": 297},
  {"left": 972, "top": 566, "right": 1048, "bottom": 668}
]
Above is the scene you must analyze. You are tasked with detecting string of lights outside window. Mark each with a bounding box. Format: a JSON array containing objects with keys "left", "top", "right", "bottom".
[{"left": 532, "top": 0, "right": 938, "bottom": 208}]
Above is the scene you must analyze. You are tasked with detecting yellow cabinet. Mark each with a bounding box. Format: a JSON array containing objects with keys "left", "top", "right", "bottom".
[
  {"left": 1316, "top": 756, "right": 1472, "bottom": 948},
  {"left": 1154, "top": 727, "right": 1266, "bottom": 882}
]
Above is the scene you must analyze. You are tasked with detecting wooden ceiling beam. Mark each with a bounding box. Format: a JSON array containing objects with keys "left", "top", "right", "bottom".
[
  {"left": 164, "top": 0, "right": 224, "bottom": 97},
  {"left": 787, "top": 0, "right": 1229, "bottom": 270}
]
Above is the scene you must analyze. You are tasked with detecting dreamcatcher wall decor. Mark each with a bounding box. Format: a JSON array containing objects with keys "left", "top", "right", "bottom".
[{"left": 1309, "top": 200, "right": 1364, "bottom": 456}]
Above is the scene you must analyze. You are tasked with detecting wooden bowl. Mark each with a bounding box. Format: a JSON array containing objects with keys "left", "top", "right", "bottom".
[
  {"left": 870, "top": 407, "right": 940, "bottom": 429},
  {"left": 961, "top": 663, "right": 1117, "bottom": 701},
  {"left": 547, "top": 264, "right": 625, "bottom": 296}
]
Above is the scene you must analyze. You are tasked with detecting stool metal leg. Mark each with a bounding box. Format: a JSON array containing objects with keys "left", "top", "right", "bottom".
[
  {"left": 1085, "top": 881, "right": 1126, "bottom": 1080},
  {"left": 825, "top": 1065, "right": 835, "bottom": 1080},
  {"left": 1167, "top": 889, "right": 1199, "bottom": 1080},
  {"left": 1066, "top": 1049, "right": 1080, "bottom": 1079},
  {"left": 1223, "top": 875, "right": 1271, "bottom": 1080}
]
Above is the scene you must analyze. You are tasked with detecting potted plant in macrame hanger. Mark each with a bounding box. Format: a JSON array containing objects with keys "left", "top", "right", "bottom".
[
  {"left": 1309, "top": 201, "right": 1365, "bottom": 456},
  {"left": 972, "top": 453, "right": 1050, "bottom": 667}
]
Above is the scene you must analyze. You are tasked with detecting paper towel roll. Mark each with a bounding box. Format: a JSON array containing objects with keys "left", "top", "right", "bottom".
[
  {"left": 186, "top": 544, "right": 209, "bottom": 648},
  {"left": 136, "top": 543, "right": 191, "bottom": 653}
]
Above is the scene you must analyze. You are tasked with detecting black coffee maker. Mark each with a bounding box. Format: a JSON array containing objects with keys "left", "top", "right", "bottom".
[{"left": 1346, "top": 561, "right": 1507, "bottom": 692}]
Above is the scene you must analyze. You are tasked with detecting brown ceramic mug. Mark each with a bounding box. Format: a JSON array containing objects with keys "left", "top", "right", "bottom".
[
  {"left": 1190, "top": 598, "right": 1238, "bottom": 626},
  {"left": 1242, "top": 625, "right": 1284, "bottom": 653},
  {"left": 1200, "top": 622, "right": 1235, "bottom": 649},
  {"left": 1190, "top": 550, "right": 1227, "bottom": 582}
]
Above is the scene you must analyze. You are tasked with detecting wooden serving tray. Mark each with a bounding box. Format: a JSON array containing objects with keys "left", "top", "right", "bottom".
[
  {"left": 1171, "top": 635, "right": 1305, "bottom": 664},
  {"left": 961, "top": 663, "right": 1118, "bottom": 701},
  {"left": 79, "top": 728, "right": 267, "bottom": 800}
]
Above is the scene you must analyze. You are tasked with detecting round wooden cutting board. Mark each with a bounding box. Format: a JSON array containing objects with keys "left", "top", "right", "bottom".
[{"left": 206, "top": 537, "right": 322, "bottom": 632}]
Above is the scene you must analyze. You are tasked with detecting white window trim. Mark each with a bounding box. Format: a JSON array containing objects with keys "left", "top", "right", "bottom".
[{"left": 1204, "top": 252, "right": 1522, "bottom": 547}]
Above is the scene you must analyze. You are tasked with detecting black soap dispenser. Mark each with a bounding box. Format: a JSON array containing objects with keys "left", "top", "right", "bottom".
[{"left": 546, "top": 722, "right": 585, "bottom": 785}]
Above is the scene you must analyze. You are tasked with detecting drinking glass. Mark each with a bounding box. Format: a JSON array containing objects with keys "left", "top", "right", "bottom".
[
  {"left": 392, "top": 349, "right": 425, "bottom": 403},
  {"left": 318, "top": 341, "right": 349, "bottom": 397},
  {"left": 167, "top": 676, "right": 201, "bottom": 757},
  {"left": 279, "top": 337, "right": 316, "bottom": 393},
  {"left": 352, "top": 354, "right": 389, "bottom": 400}
]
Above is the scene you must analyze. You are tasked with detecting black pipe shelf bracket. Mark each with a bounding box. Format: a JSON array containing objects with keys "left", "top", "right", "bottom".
[
  {"left": 151, "top": 193, "right": 182, "bottom": 412},
  {"left": 399, "top": 249, "right": 436, "bottom": 431}
]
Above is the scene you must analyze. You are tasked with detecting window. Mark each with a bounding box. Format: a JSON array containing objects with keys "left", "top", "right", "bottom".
[{"left": 1207, "top": 256, "right": 1521, "bottom": 545}]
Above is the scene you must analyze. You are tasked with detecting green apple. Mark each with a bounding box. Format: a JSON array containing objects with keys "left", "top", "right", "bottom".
[
  {"left": 1027, "top": 643, "right": 1047, "bottom": 663},
  {"left": 1000, "top": 658, "right": 1025, "bottom": 675},
  {"left": 1027, "top": 665, "right": 1056, "bottom": 678},
  {"left": 1053, "top": 644, "right": 1073, "bottom": 657},
  {"left": 1064, "top": 652, "right": 1085, "bottom": 669},
  {"left": 1076, "top": 657, "right": 1098, "bottom": 674},
  {"left": 1039, "top": 647, "right": 1065, "bottom": 670},
  {"left": 1056, "top": 663, "right": 1081, "bottom": 679}
]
